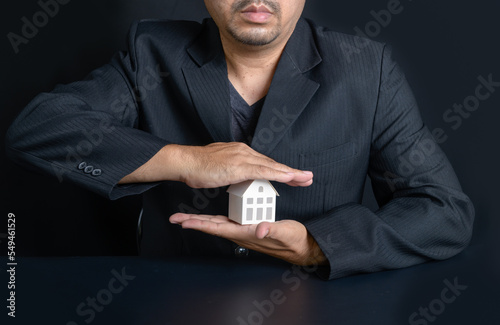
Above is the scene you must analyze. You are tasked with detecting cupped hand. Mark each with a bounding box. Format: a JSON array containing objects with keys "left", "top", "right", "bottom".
[{"left": 169, "top": 213, "right": 327, "bottom": 266}]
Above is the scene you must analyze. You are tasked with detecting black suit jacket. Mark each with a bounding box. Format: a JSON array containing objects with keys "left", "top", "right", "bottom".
[{"left": 6, "top": 18, "right": 474, "bottom": 280}]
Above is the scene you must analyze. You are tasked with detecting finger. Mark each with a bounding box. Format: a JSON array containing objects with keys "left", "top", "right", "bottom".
[
  {"left": 170, "top": 213, "right": 230, "bottom": 224},
  {"left": 180, "top": 218, "right": 227, "bottom": 237},
  {"left": 180, "top": 218, "right": 250, "bottom": 239},
  {"left": 260, "top": 160, "right": 307, "bottom": 176},
  {"left": 248, "top": 164, "right": 314, "bottom": 184},
  {"left": 256, "top": 220, "right": 296, "bottom": 241},
  {"left": 286, "top": 181, "right": 311, "bottom": 187},
  {"left": 286, "top": 175, "right": 314, "bottom": 187},
  {"left": 169, "top": 213, "right": 202, "bottom": 224},
  {"left": 182, "top": 215, "right": 231, "bottom": 224},
  {"left": 218, "top": 143, "right": 314, "bottom": 185},
  {"left": 237, "top": 148, "right": 303, "bottom": 175},
  {"left": 255, "top": 222, "right": 272, "bottom": 239},
  {"left": 224, "top": 143, "right": 283, "bottom": 167},
  {"left": 290, "top": 170, "right": 314, "bottom": 182},
  {"left": 262, "top": 166, "right": 313, "bottom": 182},
  {"left": 170, "top": 213, "right": 259, "bottom": 242}
]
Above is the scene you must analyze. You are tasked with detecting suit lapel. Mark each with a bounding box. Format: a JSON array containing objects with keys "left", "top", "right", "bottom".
[
  {"left": 251, "top": 19, "right": 322, "bottom": 155},
  {"left": 182, "top": 59, "right": 232, "bottom": 143},
  {"left": 182, "top": 20, "right": 233, "bottom": 143},
  {"left": 250, "top": 55, "right": 320, "bottom": 155}
]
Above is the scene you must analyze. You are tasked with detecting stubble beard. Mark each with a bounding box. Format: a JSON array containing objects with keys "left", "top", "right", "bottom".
[{"left": 226, "top": 0, "right": 282, "bottom": 46}]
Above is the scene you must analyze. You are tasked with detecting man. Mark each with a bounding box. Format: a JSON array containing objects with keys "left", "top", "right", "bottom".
[{"left": 5, "top": 0, "right": 474, "bottom": 280}]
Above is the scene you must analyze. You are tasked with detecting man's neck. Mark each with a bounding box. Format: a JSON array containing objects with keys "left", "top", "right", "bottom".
[{"left": 220, "top": 34, "right": 289, "bottom": 105}]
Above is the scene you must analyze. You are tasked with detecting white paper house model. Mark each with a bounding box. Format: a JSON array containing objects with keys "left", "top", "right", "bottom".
[{"left": 227, "top": 180, "right": 279, "bottom": 225}]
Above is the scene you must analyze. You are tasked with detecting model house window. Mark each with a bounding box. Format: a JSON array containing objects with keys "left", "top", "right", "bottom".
[
  {"left": 259, "top": 186, "right": 264, "bottom": 193},
  {"left": 246, "top": 208, "right": 253, "bottom": 221},
  {"left": 257, "top": 198, "right": 263, "bottom": 204},
  {"left": 266, "top": 207, "right": 273, "bottom": 220},
  {"left": 267, "top": 197, "right": 273, "bottom": 204},
  {"left": 257, "top": 208, "right": 263, "bottom": 220},
  {"left": 247, "top": 198, "right": 253, "bottom": 204}
]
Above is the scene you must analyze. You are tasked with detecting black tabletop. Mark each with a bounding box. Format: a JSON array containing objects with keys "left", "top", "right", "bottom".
[{"left": 2, "top": 242, "right": 499, "bottom": 325}]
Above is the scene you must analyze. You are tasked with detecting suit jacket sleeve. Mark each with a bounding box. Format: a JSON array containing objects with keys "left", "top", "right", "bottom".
[
  {"left": 303, "top": 46, "right": 475, "bottom": 280},
  {"left": 5, "top": 22, "right": 170, "bottom": 199}
]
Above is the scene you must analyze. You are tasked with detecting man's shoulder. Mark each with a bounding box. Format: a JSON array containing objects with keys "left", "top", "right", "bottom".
[
  {"left": 305, "top": 18, "right": 385, "bottom": 48},
  {"left": 129, "top": 19, "right": 207, "bottom": 53},
  {"left": 131, "top": 18, "right": 204, "bottom": 41},
  {"left": 303, "top": 18, "right": 386, "bottom": 65}
]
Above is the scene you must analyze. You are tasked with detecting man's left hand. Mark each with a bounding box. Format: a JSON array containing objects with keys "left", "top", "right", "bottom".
[{"left": 169, "top": 213, "right": 328, "bottom": 266}]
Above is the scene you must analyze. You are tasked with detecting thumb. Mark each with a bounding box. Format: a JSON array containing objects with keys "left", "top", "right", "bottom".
[{"left": 255, "top": 222, "right": 273, "bottom": 239}]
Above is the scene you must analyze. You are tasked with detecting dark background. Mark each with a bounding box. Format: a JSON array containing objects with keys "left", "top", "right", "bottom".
[{"left": 1, "top": 0, "right": 498, "bottom": 257}]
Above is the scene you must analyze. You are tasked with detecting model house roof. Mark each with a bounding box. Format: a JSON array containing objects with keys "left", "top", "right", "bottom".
[{"left": 226, "top": 179, "right": 280, "bottom": 197}]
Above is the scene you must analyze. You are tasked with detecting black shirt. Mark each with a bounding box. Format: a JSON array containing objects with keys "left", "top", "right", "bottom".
[{"left": 229, "top": 82, "right": 266, "bottom": 144}]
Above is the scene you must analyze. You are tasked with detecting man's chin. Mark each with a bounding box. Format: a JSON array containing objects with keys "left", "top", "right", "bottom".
[{"left": 228, "top": 28, "right": 281, "bottom": 47}]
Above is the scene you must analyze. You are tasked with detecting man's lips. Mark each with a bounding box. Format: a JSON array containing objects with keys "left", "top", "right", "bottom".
[
  {"left": 241, "top": 5, "right": 273, "bottom": 23},
  {"left": 242, "top": 5, "right": 272, "bottom": 14}
]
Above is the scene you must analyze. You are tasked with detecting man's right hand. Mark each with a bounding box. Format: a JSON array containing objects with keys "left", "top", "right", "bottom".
[{"left": 119, "top": 142, "right": 313, "bottom": 188}]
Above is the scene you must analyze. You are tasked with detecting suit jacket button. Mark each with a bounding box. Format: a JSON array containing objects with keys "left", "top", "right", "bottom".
[
  {"left": 78, "top": 162, "right": 87, "bottom": 170},
  {"left": 235, "top": 246, "right": 249, "bottom": 257},
  {"left": 84, "top": 166, "right": 94, "bottom": 174},
  {"left": 92, "top": 169, "right": 102, "bottom": 176}
]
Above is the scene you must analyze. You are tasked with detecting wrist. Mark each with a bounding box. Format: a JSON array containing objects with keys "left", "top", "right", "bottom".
[
  {"left": 160, "top": 144, "right": 189, "bottom": 183},
  {"left": 304, "top": 232, "right": 329, "bottom": 266}
]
